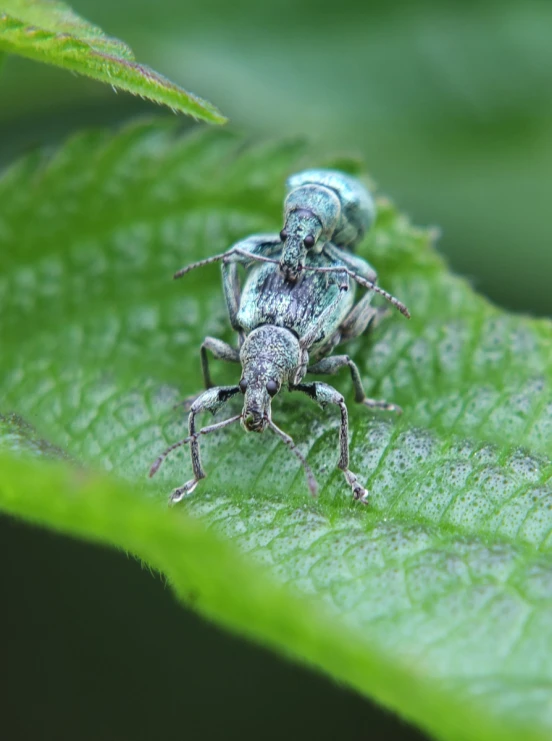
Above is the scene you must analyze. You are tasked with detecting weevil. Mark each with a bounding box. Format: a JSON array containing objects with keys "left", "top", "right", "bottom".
[
  {"left": 174, "top": 168, "right": 381, "bottom": 288},
  {"left": 150, "top": 246, "right": 409, "bottom": 504}
]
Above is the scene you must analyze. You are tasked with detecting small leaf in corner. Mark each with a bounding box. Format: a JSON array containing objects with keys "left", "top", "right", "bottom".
[{"left": 0, "top": 0, "right": 226, "bottom": 123}]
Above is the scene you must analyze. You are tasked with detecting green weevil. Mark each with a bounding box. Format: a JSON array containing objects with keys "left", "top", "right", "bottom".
[
  {"left": 174, "top": 169, "right": 407, "bottom": 314},
  {"left": 150, "top": 205, "right": 409, "bottom": 503}
]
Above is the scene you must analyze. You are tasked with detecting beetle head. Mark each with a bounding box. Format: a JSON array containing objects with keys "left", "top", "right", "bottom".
[
  {"left": 279, "top": 209, "right": 323, "bottom": 282},
  {"left": 239, "top": 326, "right": 302, "bottom": 433},
  {"left": 280, "top": 184, "right": 341, "bottom": 282}
]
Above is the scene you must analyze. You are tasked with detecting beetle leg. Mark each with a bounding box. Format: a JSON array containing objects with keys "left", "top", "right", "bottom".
[
  {"left": 200, "top": 337, "right": 240, "bottom": 387},
  {"left": 307, "top": 295, "right": 397, "bottom": 407},
  {"left": 219, "top": 235, "right": 283, "bottom": 330},
  {"left": 222, "top": 261, "right": 243, "bottom": 333},
  {"left": 292, "top": 381, "right": 369, "bottom": 503},
  {"left": 173, "top": 337, "right": 240, "bottom": 410},
  {"left": 339, "top": 291, "right": 386, "bottom": 341},
  {"left": 308, "top": 331, "right": 341, "bottom": 363},
  {"left": 150, "top": 386, "right": 241, "bottom": 503},
  {"left": 176, "top": 387, "right": 241, "bottom": 502},
  {"left": 307, "top": 354, "right": 401, "bottom": 413}
]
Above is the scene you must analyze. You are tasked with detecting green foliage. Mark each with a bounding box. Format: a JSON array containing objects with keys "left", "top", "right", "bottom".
[
  {"left": 1, "top": 123, "right": 552, "bottom": 741},
  {"left": 0, "top": 0, "right": 225, "bottom": 122}
]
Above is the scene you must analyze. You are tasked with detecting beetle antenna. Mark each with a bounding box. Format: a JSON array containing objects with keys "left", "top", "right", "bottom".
[
  {"left": 174, "top": 252, "right": 228, "bottom": 278},
  {"left": 149, "top": 414, "right": 242, "bottom": 477},
  {"left": 174, "top": 249, "right": 280, "bottom": 279},
  {"left": 301, "top": 265, "right": 410, "bottom": 318},
  {"left": 267, "top": 419, "right": 318, "bottom": 497}
]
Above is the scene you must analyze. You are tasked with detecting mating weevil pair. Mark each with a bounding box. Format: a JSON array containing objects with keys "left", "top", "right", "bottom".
[{"left": 150, "top": 170, "right": 410, "bottom": 504}]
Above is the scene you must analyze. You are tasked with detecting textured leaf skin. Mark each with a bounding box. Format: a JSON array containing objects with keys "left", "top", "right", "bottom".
[
  {"left": 1, "top": 123, "right": 552, "bottom": 741},
  {"left": 0, "top": 0, "right": 225, "bottom": 122}
]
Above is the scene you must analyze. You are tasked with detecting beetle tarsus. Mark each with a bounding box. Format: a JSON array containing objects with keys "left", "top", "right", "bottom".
[
  {"left": 169, "top": 478, "right": 199, "bottom": 504},
  {"left": 344, "top": 470, "right": 369, "bottom": 505}
]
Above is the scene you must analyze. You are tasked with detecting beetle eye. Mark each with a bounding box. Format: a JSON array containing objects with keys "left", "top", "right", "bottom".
[
  {"left": 280, "top": 229, "right": 288, "bottom": 242},
  {"left": 239, "top": 379, "right": 248, "bottom": 393},
  {"left": 266, "top": 380, "right": 279, "bottom": 397},
  {"left": 303, "top": 235, "right": 315, "bottom": 248}
]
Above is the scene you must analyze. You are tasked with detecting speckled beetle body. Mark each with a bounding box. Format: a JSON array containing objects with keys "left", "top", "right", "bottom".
[
  {"left": 151, "top": 241, "right": 409, "bottom": 504},
  {"left": 236, "top": 252, "right": 355, "bottom": 351}
]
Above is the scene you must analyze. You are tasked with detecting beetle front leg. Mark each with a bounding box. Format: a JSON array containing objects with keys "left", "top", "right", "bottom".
[
  {"left": 199, "top": 337, "right": 240, "bottom": 389},
  {"left": 220, "top": 235, "right": 283, "bottom": 332},
  {"left": 169, "top": 402, "right": 208, "bottom": 503},
  {"left": 174, "top": 337, "right": 240, "bottom": 410},
  {"left": 150, "top": 385, "right": 241, "bottom": 503},
  {"left": 292, "top": 381, "right": 369, "bottom": 503},
  {"left": 179, "top": 385, "right": 241, "bottom": 501},
  {"left": 308, "top": 354, "right": 401, "bottom": 414}
]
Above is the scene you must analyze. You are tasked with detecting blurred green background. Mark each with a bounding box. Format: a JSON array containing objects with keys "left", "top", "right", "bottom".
[
  {"left": 1, "top": 0, "right": 551, "bottom": 738},
  {"left": 2, "top": 0, "right": 552, "bottom": 315}
]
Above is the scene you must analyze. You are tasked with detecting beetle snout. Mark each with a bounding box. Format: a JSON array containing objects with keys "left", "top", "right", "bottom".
[
  {"left": 242, "top": 409, "right": 266, "bottom": 433},
  {"left": 279, "top": 233, "right": 305, "bottom": 283}
]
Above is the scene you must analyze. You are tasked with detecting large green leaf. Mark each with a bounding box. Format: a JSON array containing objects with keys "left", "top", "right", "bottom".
[
  {"left": 0, "top": 0, "right": 225, "bottom": 122},
  {"left": 1, "top": 122, "right": 551, "bottom": 741}
]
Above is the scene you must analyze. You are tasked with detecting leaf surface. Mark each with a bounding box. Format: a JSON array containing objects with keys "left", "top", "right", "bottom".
[
  {"left": 1, "top": 123, "right": 551, "bottom": 741},
  {"left": 0, "top": 0, "right": 225, "bottom": 122}
]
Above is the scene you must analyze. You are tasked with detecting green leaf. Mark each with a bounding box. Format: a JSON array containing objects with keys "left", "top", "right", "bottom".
[
  {"left": 1, "top": 122, "right": 552, "bottom": 741},
  {"left": 0, "top": 0, "right": 225, "bottom": 123}
]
